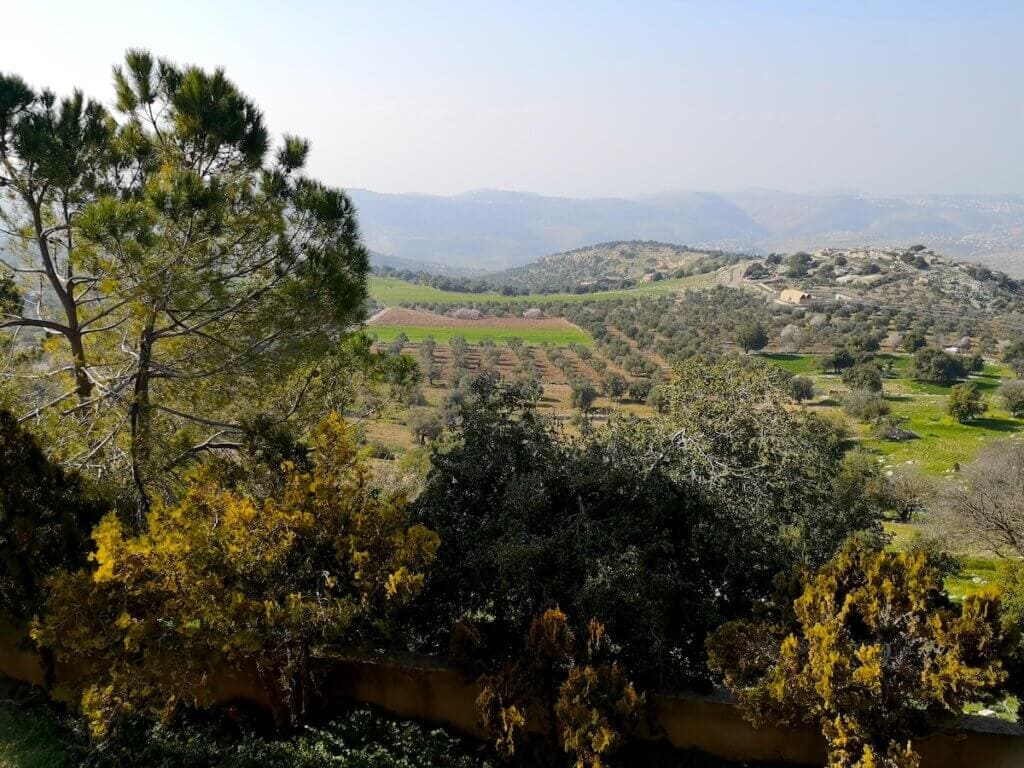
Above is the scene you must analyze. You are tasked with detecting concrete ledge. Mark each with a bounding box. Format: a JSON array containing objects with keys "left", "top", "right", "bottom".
[{"left": 3, "top": 632, "right": 1022, "bottom": 767}]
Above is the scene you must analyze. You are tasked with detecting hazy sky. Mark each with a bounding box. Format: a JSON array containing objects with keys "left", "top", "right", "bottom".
[{"left": 5, "top": 1, "right": 1023, "bottom": 197}]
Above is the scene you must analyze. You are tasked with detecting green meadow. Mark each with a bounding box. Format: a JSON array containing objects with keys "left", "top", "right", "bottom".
[
  {"left": 368, "top": 273, "right": 716, "bottom": 307},
  {"left": 759, "top": 352, "right": 1023, "bottom": 475}
]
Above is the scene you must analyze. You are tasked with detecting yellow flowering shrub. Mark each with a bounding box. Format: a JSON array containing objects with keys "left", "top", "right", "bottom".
[
  {"left": 707, "top": 540, "right": 1013, "bottom": 768},
  {"left": 32, "top": 414, "right": 438, "bottom": 736},
  {"left": 477, "top": 611, "right": 642, "bottom": 767}
]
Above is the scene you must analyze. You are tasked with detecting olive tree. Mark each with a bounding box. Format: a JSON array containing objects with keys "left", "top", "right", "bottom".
[
  {"left": 935, "top": 439, "right": 1024, "bottom": 556},
  {"left": 947, "top": 382, "right": 984, "bottom": 422},
  {"left": 998, "top": 379, "right": 1024, "bottom": 417}
]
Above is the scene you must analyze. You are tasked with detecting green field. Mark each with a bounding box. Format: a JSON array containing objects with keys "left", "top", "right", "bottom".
[
  {"left": 760, "top": 352, "right": 1023, "bottom": 475},
  {"left": 758, "top": 353, "right": 818, "bottom": 375},
  {"left": 369, "top": 273, "right": 716, "bottom": 307},
  {"left": 366, "top": 324, "right": 592, "bottom": 346}
]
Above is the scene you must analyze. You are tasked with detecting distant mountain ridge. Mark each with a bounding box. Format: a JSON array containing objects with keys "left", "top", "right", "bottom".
[{"left": 348, "top": 188, "right": 1024, "bottom": 276}]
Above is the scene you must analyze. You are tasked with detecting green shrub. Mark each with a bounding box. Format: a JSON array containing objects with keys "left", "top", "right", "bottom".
[
  {"left": 71, "top": 708, "right": 493, "bottom": 768},
  {"left": 0, "top": 410, "right": 106, "bottom": 622},
  {"left": 788, "top": 375, "right": 815, "bottom": 403},
  {"left": 998, "top": 380, "right": 1024, "bottom": 417},
  {"left": 842, "top": 391, "right": 891, "bottom": 422},
  {"left": 412, "top": 362, "right": 880, "bottom": 689},
  {"left": 841, "top": 362, "right": 883, "bottom": 392}
]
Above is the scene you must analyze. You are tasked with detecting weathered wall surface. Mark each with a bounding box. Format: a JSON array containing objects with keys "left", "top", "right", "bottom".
[{"left": 3, "top": 631, "right": 1022, "bottom": 767}]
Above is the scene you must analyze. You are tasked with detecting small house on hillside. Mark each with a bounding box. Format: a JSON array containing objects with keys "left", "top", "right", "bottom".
[{"left": 778, "top": 288, "right": 812, "bottom": 306}]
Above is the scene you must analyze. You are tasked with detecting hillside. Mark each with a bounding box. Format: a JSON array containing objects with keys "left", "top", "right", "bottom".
[
  {"left": 350, "top": 188, "right": 1024, "bottom": 275},
  {"left": 737, "top": 245, "right": 1024, "bottom": 324},
  {"left": 487, "top": 241, "right": 744, "bottom": 293}
]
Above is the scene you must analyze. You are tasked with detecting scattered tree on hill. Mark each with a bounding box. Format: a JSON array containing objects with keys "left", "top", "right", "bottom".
[
  {"left": 777, "top": 324, "right": 805, "bottom": 353},
  {"left": 570, "top": 382, "right": 598, "bottom": 412},
  {"left": 901, "top": 331, "right": 926, "bottom": 353},
  {"left": 936, "top": 439, "right": 1024, "bottom": 557},
  {"left": 819, "top": 346, "right": 856, "bottom": 374},
  {"left": 708, "top": 540, "right": 1012, "bottom": 768},
  {"left": 627, "top": 378, "right": 652, "bottom": 402},
  {"left": 407, "top": 407, "right": 444, "bottom": 445},
  {"left": 881, "top": 466, "right": 933, "bottom": 523},
  {"left": 785, "top": 251, "right": 812, "bottom": 278},
  {"left": 1002, "top": 340, "right": 1024, "bottom": 377},
  {"left": 910, "top": 348, "right": 967, "bottom": 386},
  {"left": 788, "top": 375, "right": 815, "bottom": 403},
  {"left": 999, "top": 380, "right": 1024, "bottom": 417},
  {"left": 35, "top": 416, "right": 438, "bottom": 736},
  {"left": 601, "top": 372, "right": 627, "bottom": 402},
  {"left": 387, "top": 331, "right": 410, "bottom": 356},
  {"left": 842, "top": 361, "right": 883, "bottom": 392},
  {"left": 947, "top": 382, "right": 984, "bottom": 422},
  {"left": 735, "top": 322, "right": 769, "bottom": 353}
]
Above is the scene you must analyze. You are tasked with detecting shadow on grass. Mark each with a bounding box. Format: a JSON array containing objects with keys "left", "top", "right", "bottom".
[{"left": 966, "top": 418, "right": 1021, "bottom": 433}]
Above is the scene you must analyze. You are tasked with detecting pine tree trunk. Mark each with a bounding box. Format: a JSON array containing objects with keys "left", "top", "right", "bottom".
[{"left": 129, "top": 320, "right": 155, "bottom": 527}]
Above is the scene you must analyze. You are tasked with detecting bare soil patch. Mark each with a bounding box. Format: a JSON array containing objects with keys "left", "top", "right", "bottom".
[{"left": 368, "top": 307, "right": 580, "bottom": 331}]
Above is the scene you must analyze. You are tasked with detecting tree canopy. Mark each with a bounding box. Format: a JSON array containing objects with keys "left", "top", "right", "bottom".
[{"left": 1, "top": 52, "right": 369, "bottom": 519}]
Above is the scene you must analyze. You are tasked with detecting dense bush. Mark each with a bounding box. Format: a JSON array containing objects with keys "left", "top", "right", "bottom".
[
  {"left": 999, "top": 379, "right": 1024, "bottom": 416},
  {"left": 842, "top": 391, "right": 891, "bottom": 422},
  {"left": 0, "top": 410, "right": 106, "bottom": 623},
  {"left": 841, "top": 361, "right": 883, "bottom": 392},
  {"left": 947, "top": 382, "right": 985, "bottom": 422},
  {"left": 410, "top": 362, "right": 879, "bottom": 688},
  {"left": 788, "top": 375, "right": 815, "bottom": 403}
]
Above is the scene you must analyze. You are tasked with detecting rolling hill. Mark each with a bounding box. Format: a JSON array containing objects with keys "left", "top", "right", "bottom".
[{"left": 488, "top": 241, "right": 743, "bottom": 293}]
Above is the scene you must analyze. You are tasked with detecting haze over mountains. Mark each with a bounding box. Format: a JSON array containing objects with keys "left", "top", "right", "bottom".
[{"left": 353, "top": 189, "right": 1024, "bottom": 276}]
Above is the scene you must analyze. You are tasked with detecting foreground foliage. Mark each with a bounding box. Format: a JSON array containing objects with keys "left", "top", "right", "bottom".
[
  {"left": 708, "top": 541, "right": 1014, "bottom": 768},
  {"left": 0, "top": 410, "right": 105, "bottom": 624},
  {"left": 476, "top": 609, "right": 642, "bottom": 768},
  {"left": 412, "top": 360, "right": 880, "bottom": 688},
  {"left": 1, "top": 52, "right": 368, "bottom": 518},
  {"left": 0, "top": 689, "right": 493, "bottom": 768},
  {"left": 33, "top": 416, "right": 438, "bottom": 736}
]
